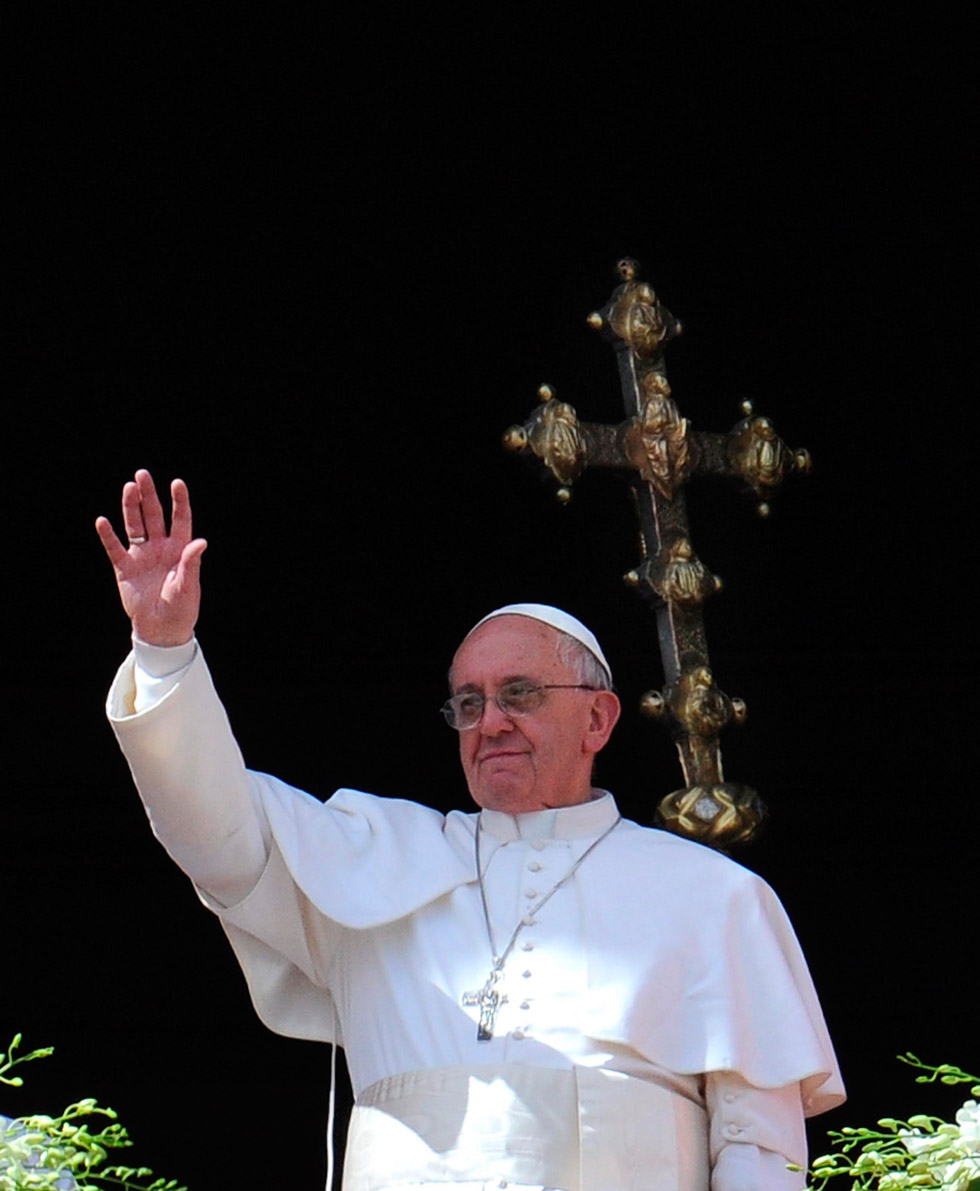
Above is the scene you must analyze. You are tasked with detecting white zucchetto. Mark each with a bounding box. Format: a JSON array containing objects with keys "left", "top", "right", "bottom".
[{"left": 465, "top": 603, "right": 612, "bottom": 683}]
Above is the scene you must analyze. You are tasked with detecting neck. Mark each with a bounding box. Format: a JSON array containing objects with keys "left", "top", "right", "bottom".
[{"left": 521, "top": 788, "right": 599, "bottom": 813}]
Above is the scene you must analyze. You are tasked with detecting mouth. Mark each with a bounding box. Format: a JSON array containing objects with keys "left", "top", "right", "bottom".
[{"left": 477, "top": 748, "right": 528, "bottom": 763}]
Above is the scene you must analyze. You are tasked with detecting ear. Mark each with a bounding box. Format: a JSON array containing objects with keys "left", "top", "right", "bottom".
[{"left": 583, "top": 690, "right": 621, "bottom": 756}]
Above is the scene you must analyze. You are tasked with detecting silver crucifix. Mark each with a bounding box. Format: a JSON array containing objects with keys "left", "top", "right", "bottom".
[{"left": 461, "top": 968, "right": 506, "bottom": 1041}]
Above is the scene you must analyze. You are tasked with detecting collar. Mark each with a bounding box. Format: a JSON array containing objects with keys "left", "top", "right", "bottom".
[{"left": 478, "top": 791, "right": 620, "bottom": 843}]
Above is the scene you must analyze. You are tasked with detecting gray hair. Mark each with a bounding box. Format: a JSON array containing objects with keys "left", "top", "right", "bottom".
[{"left": 554, "top": 629, "right": 613, "bottom": 691}]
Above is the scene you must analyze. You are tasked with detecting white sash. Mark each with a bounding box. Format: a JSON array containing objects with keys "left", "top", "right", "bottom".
[{"left": 341, "top": 1064, "right": 709, "bottom": 1191}]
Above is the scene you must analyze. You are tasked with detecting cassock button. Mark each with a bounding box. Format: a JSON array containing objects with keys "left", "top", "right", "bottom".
[
  {"left": 521, "top": 942, "right": 534, "bottom": 951},
  {"left": 522, "top": 969, "right": 532, "bottom": 978},
  {"left": 532, "top": 840, "right": 546, "bottom": 851},
  {"left": 528, "top": 861, "right": 542, "bottom": 872},
  {"left": 512, "top": 1028, "right": 525, "bottom": 1040},
  {"left": 724, "top": 1091, "right": 737, "bottom": 1103},
  {"left": 520, "top": 1000, "right": 531, "bottom": 1010},
  {"left": 525, "top": 889, "right": 538, "bottom": 898},
  {"left": 724, "top": 1124, "right": 743, "bottom": 1138}
]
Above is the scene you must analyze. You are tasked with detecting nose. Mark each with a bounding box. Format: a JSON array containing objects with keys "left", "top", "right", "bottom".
[{"left": 479, "top": 693, "right": 515, "bottom": 734}]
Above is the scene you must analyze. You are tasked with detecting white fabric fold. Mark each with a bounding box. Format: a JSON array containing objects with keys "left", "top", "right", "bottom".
[{"left": 220, "top": 776, "right": 842, "bottom": 1115}]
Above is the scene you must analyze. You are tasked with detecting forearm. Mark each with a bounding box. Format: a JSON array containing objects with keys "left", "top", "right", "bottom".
[
  {"left": 108, "top": 638, "right": 270, "bottom": 907},
  {"left": 707, "top": 1073, "right": 807, "bottom": 1191}
]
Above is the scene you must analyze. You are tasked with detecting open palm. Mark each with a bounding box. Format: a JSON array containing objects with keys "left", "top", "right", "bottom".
[{"left": 95, "top": 469, "right": 207, "bottom": 646}]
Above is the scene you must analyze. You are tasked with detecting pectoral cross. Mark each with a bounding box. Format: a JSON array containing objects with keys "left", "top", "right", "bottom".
[
  {"left": 503, "top": 259, "right": 811, "bottom": 849},
  {"left": 461, "top": 968, "right": 506, "bottom": 1041}
]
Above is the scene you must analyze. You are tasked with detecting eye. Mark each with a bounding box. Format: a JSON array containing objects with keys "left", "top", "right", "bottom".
[
  {"left": 499, "top": 681, "right": 544, "bottom": 714},
  {"left": 449, "top": 692, "right": 486, "bottom": 727},
  {"left": 456, "top": 693, "right": 485, "bottom": 716}
]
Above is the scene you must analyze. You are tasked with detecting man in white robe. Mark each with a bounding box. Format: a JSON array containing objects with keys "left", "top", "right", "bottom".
[{"left": 97, "top": 470, "right": 844, "bottom": 1190}]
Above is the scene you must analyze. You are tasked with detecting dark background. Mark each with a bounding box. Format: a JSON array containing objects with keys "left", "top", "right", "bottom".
[{"left": 7, "top": 10, "right": 975, "bottom": 1189}]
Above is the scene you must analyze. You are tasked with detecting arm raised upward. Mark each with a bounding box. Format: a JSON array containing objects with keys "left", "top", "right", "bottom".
[
  {"left": 95, "top": 469, "right": 207, "bottom": 646},
  {"left": 100, "top": 470, "right": 270, "bottom": 906}
]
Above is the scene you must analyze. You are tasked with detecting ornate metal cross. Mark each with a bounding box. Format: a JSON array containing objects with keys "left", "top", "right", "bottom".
[{"left": 503, "top": 259, "right": 811, "bottom": 848}]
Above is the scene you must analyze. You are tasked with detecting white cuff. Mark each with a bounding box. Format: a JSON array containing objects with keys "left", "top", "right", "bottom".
[
  {"left": 711, "top": 1143, "right": 806, "bottom": 1191},
  {"left": 132, "top": 636, "right": 197, "bottom": 713},
  {"left": 707, "top": 1072, "right": 806, "bottom": 1191},
  {"left": 133, "top": 635, "right": 197, "bottom": 677}
]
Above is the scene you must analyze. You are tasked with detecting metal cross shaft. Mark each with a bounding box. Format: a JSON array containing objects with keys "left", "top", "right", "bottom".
[{"left": 503, "top": 259, "right": 811, "bottom": 848}]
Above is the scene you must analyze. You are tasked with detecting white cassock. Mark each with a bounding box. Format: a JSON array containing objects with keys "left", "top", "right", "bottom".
[{"left": 107, "top": 641, "right": 845, "bottom": 1191}]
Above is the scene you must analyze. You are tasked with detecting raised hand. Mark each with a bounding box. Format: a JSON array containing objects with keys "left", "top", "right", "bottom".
[{"left": 95, "top": 470, "right": 207, "bottom": 646}]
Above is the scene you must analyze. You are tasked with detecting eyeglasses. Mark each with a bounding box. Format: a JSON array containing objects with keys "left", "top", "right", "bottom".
[{"left": 441, "top": 681, "right": 598, "bottom": 731}]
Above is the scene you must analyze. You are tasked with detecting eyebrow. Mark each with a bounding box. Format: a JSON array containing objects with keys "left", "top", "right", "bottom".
[{"left": 452, "top": 675, "right": 536, "bottom": 695}]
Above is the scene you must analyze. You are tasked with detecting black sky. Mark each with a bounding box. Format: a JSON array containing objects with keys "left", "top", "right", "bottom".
[{"left": 6, "top": 11, "right": 975, "bottom": 1188}]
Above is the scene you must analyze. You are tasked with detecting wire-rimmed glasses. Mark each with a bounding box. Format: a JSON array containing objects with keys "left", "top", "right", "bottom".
[{"left": 441, "top": 681, "right": 597, "bottom": 730}]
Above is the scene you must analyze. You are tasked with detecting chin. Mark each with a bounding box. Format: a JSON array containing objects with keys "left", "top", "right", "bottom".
[{"left": 471, "top": 785, "right": 541, "bottom": 814}]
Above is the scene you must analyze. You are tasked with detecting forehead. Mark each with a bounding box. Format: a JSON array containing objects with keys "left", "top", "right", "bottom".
[{"left": 451, "top": 615, "right": 571, "bottom": 688}]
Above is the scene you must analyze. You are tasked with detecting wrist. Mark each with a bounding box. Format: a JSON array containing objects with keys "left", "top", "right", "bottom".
[{"left": 130, "top": 619, "right": 196, "bottom": 649}]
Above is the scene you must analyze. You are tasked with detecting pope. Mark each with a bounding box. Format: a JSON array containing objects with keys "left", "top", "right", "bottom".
[{"left": 97, "top": 469, "right": 844, "bottom": 1191}]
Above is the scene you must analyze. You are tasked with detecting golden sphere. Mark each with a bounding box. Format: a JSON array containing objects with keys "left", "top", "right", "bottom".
[
  {"left": 556, "top": 486, "right": 572, "bottom": 504},
  {"left": 538, "top": 383, "right": 555, "bottom": 402},
  {"left": 586, "top": 311, "right": 604, "bottom": 329},
  {"left": 502, "top": 425, "right": 528, "bottom": 452},
  {"left": 639, "top": 691, "right": 666, "bottom": 718}
]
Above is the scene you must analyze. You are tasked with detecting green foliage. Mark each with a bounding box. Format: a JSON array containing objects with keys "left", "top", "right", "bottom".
[
  {"left": 0, "top": 1035, "right": 187, "bottom": 1191},
  {"left": 795, "top": 1056, "right": 979, "bottom": 1191}
]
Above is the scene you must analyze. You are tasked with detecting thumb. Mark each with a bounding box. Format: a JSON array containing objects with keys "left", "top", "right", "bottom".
[{"left": 179, "top": 538, "right": 208, "bottom": 584}]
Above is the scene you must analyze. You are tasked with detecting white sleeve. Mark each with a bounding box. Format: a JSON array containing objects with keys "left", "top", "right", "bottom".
[
  {"left": 707, "top": 1072, "right": 807, "bottom": 1191},
  {"left": 109, "top": 641, "right": 271, "bottom": 908}
]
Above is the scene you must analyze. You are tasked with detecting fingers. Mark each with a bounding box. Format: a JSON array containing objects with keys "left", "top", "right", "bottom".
[
  {"left": 105, "top": 470, "right": 195, "bottom": 555},
  {"left": 121, "top": 480, "right": 147, "bottom": 544},
  {"left": 95, "top": 515, "right": 129, "bottom": 568},
  {"left": 169, "top": 477, "right": 194, "bottom": 543},
  {"left": 135, "top": 469, "right": 167, "bottom": 539}
]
